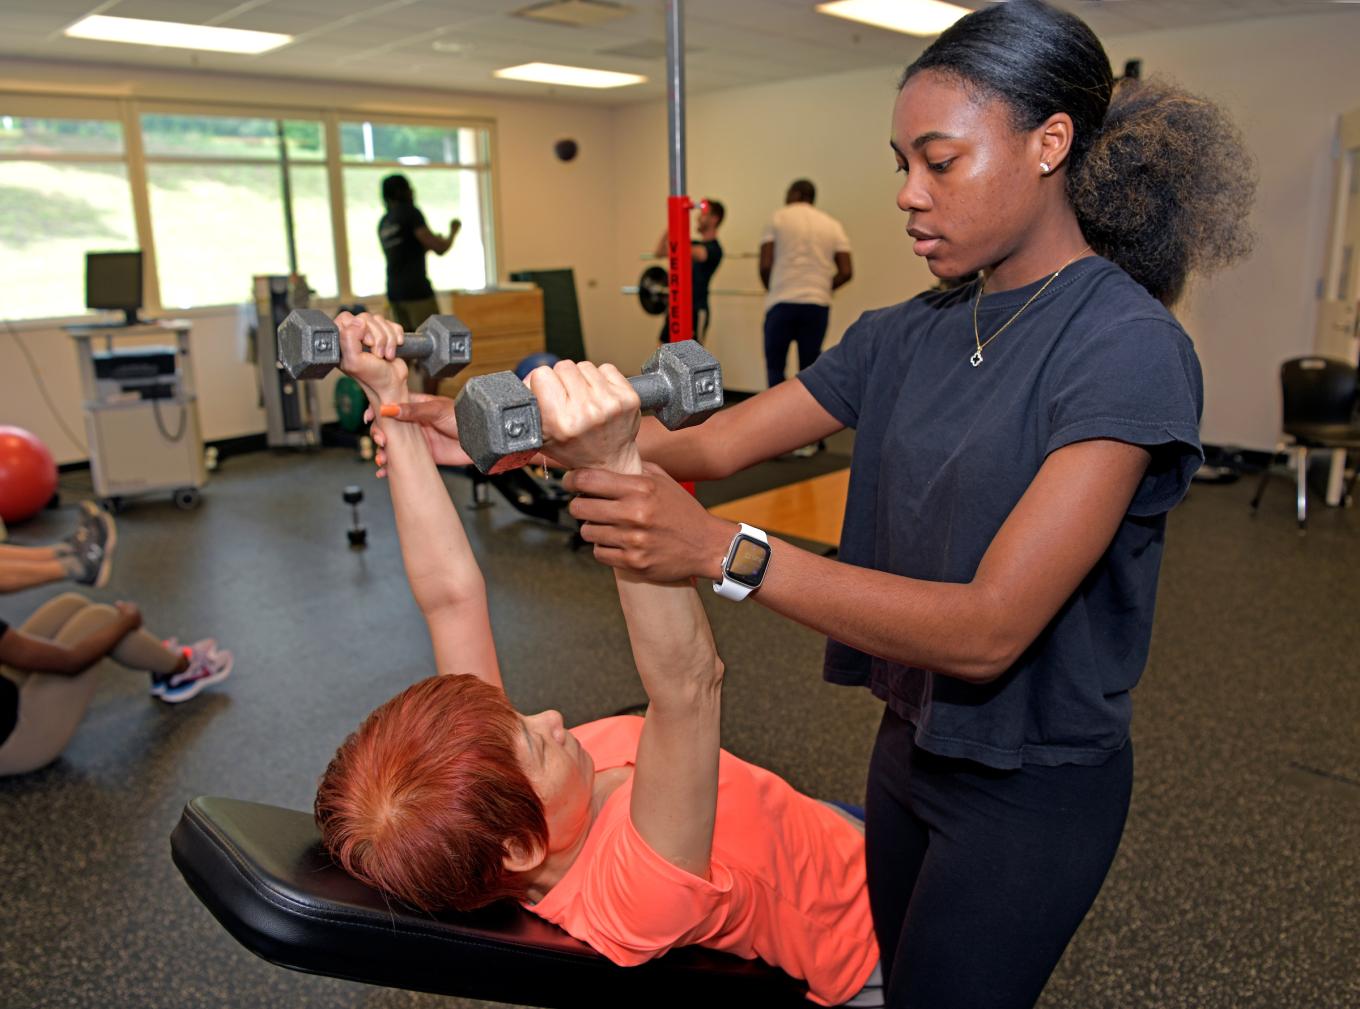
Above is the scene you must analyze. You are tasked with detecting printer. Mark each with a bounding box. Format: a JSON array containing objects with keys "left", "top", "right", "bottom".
[{"left": 93, "top": 346, "right": 178, "bottom": 399}]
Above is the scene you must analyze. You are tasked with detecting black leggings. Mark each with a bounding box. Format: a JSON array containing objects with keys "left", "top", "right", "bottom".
[
  {"left": 865, "top": 708, "right": 1132, "bottom": 1009},
  {"left": 763, "top": 302, "right": 829, "bottom": 387}
]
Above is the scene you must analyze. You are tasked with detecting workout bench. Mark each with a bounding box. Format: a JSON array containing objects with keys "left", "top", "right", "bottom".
[{"left": 171, "top": 795, "right": 812, "bottom": 1008}]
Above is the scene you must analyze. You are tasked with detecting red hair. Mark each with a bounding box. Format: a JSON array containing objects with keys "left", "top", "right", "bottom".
[{"left": 315, "top": 674, "right": 547, "bottom": 912}]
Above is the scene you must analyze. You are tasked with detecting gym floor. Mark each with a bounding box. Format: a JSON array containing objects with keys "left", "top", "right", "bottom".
[{"left": 0, "top": 441, "right": 1356, "bottom": 1009}]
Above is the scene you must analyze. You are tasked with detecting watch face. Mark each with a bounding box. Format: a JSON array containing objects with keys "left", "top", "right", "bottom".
[{"left": 726, "top": 535, "right": 771, "bottom": 588}]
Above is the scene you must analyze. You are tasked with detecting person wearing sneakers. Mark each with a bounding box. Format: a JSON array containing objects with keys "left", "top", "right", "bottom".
[
  {"left": 0, "top": 501, "right": 117, "bottom": 593},
  {"left": 0, "top": 597, "right": 231, "bottom": 776}
]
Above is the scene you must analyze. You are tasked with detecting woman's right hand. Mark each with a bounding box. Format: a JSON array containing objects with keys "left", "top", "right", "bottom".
[{"left": 114, "top": 601, "right": 143, "bottom": 632}]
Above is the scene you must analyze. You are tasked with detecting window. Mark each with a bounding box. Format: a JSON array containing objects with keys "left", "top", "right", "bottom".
[
  {"left": 141, "top": 113, "right": 335, "bottom": 308},
  {"left": 340, "top": 121, "right": 492, "bottom": 298},
  {"left": 0, "top": 114, "right": 138, "bottom": 320},
  {"left": 0, "top": 98, "right": 499, "bottom": 321}
]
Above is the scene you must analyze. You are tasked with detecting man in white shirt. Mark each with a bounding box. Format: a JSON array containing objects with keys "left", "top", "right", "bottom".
[{"left": 759, "top": 179, "right": 853, "bottom": 393}]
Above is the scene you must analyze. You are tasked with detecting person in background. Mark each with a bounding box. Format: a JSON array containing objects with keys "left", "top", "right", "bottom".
[
  {"left": 760, "top": 180, "right": 853, "bottom": 455},
  {"left": 0, "top": 595, "right": 232, "bottom": 775},
  {"left": 654, "top": 198, "right": 726, "bottom": 344},
  {"left": 378, "top": 173, "right": 460, "bottom": 377},
  {"left": 0, "top": 502, "right": 115, "bottom": 593}
]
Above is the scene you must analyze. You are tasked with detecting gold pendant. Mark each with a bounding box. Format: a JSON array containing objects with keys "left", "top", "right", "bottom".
[{"left": 970, "top": 349, "right": 983, "bottom": 367}]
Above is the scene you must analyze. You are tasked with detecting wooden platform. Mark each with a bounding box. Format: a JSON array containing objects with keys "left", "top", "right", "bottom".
[{"left": 708, "top": 468, "right": 849, "bottom": 548}]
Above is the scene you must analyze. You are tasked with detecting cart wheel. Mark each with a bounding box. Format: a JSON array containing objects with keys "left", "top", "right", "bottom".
[
  {"left": 101, "top": 497, "right": 124, "bottom": 515},
  {"left": 173, "top": 487, "right": 201, "bottom": 511}
]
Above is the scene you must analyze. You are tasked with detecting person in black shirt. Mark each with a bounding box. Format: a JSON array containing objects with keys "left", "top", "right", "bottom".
[
  {"left": 530, "top": 4, "right": 1255, "bottom": 1007},
  {"left": 653, "top": 198, "right": 724, "bottom": 343},
  {"left": 378, "top": 173, "right": 460, "bottom": 338},
  {"left": 378, "top": 8, "right": 1255, "bottom": 1001}
]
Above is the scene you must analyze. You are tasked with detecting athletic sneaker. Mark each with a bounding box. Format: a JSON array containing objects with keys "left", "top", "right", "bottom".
[
  {"left": 66, "top": 502, "right": 117, "bottom": 588},
  {"left": 159, "top": 637, "right": 217, "bottom": 657},
  {"left": 152, "top": 640, "right": 232, "bottom": 704}
]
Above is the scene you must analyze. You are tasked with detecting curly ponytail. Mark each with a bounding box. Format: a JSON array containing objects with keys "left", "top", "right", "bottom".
[
  {"left": 901, "top": 0, "right": 1255, "bottom": 306},
  {"left": 1071, "top": 76, "right": 1255, "bottom": 305}
]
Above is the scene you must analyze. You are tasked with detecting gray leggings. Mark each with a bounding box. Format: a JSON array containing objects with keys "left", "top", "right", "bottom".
[{"left": 0, "top": 593, "right": 181, "bottom": 776}]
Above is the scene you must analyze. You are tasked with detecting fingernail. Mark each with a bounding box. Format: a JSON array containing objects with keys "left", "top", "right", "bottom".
[{"left": 379, "top": 404, "right": 400, "bottom": 417}]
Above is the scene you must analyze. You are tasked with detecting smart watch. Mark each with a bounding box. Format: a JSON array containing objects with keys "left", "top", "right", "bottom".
[{"left": 712, "top": 523, "right": 771, "bottom": 602}]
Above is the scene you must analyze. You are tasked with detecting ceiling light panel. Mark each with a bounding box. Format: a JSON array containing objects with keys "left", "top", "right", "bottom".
[
  {"left": 493, "top": 61, "right": 645, "bottom": 88},
  {"left": 64, "top": 15, "right": 291, "bottom": 54},
  {"left": 814, "top": 0, "right": 971, "bottom": 37}
]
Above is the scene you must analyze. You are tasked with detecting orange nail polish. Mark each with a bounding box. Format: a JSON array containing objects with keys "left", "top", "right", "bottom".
[{"left": 379, "top": 404, "right": 400, "bottom": 418}]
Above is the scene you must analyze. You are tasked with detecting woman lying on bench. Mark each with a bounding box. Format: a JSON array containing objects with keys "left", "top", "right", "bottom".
[{"left": 314, "top": 314, "right": 880, "bottom": 1007}]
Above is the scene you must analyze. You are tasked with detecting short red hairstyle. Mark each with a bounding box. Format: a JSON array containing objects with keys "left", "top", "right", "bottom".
[{"left": 315, "top": 674, "right": 548, "bottom": 912}]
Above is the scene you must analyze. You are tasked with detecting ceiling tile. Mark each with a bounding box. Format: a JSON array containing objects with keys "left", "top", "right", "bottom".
[{"left": 0, "top": 0, "right": 1353, "bottom": 107}]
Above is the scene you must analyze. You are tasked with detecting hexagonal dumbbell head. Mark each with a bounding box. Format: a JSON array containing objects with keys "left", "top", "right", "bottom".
[
  {"left": 637, "top": 340, "right": 724, "bottom": 430},
  {"left": 277, "top": 309, "right": 340, "bottom": 381},
  {"left": 415, "top": 315, "right": 472, "bottom": 379},
  {"left": 454, "top": 371, "right": 544, "bottom": 474}
]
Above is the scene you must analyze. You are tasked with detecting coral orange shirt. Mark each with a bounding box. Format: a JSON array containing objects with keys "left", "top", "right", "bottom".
[{"left": 527, "top": 716, "right": 878, "bottom": 1006}]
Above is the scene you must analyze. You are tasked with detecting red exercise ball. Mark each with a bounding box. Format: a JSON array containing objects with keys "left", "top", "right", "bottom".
[{"left": 0, "top": 426, "right": 58, "bottom": 523}]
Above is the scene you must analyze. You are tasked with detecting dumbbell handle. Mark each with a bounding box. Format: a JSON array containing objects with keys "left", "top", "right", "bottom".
[
  {"left": 277, "top": 308, "right": 471, "bottom": 382},
  {"left": 384, "top": 332, "right": 437, "bottom": 362},
  {"left": 629, "top": 372, "right": 677, "bottom": 415}
]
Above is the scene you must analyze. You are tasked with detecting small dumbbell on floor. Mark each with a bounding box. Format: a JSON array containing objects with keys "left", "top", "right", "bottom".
[
  {"left": 277, "top": 309, "right": 472, "bottom": 381},
  {"left": 454, "top": 341, "right": 723, "bottom": 474},
  {"left": 344, "top": 485, "right": 367, "bottom": 548}
]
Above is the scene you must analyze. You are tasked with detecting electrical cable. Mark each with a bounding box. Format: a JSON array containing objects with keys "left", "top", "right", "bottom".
[
  {"left": 153, "top": 396, "right": 187, "bottom": 442},
  {"left": 3, "top": 317, "right": 89, "bottom": 455}
]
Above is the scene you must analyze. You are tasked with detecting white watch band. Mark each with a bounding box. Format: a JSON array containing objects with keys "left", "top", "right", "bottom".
[{"left": 712, "top": 523, "right": 770, "bottom": 602}]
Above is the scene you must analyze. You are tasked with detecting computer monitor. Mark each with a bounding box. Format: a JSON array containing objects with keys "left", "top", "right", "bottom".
[{"left": 86, "top": 251, "right": 144, "bottom": 325}]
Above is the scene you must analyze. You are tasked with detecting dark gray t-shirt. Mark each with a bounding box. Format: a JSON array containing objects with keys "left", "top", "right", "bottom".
[
  {"left": 798, "top": 256, "right": 1203, "bottom": 769},
  {"left": 379, "top": 202, "right": 435, "bottom": 303}
]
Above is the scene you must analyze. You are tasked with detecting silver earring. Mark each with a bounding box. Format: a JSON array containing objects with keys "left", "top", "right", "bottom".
[{"left": 1039, "top": 162, "right": 1051, "bottom": 174}]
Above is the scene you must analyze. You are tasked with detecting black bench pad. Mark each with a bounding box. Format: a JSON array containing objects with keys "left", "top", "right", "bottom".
[{"left": 171, "top": 796, "right": 811, "bottom": 1008}]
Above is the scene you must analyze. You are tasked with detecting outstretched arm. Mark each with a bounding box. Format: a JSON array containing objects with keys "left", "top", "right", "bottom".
[
  {"left": 416, "top": 218, "right": 460, "bottom": 256},
  {"left": 529, "top": 363, "right": 723, "bottom": 879},
  {"left": 654, "top": 230, "right": 710, "bottom": 263},
  {"left": 567, "top": 436, "right": 1151, "bottom": 682},
  {"left": 337, "top": 313, "right": 501, "bottom": 688}
]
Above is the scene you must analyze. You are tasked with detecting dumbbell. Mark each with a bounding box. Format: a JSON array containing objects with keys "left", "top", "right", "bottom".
[
  {"left": 455, "top": 341, "right": 723, "bottom": 474},
  {"left": 277, "top": 309, "right": 472, "bottom": 381},
  {"left": 343, "top": 485, "right": 367, "bottom": 548}
]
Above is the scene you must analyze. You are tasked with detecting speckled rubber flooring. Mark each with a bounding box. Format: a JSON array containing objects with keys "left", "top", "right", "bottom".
[{"left": 1, "top": 445, "right": 1355, "bottom": 1009}]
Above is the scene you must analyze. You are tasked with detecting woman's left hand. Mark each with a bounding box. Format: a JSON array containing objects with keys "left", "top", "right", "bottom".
[{"left": 565, "top": 463, "right": 736, "bottom": 582}]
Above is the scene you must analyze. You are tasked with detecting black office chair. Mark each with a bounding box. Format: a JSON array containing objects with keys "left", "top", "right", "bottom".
[{"left": 1249, "top": 356, "right": 1360, "bottom": 529}]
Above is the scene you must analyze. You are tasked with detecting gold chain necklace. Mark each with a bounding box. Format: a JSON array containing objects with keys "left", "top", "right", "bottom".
[{"left": 970, "top": 246, "right": 1091, "bottom": 367}]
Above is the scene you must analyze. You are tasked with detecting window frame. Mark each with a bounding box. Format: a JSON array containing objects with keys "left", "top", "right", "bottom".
[
  {"left": 0, "top": 94, "right": 149, "bottom": 323},
  {"left": 0, "top": 91, "right": 501, "bottom": 322},
  {"left": 335, "top": 111, "right": 498, "bottom": 299}
]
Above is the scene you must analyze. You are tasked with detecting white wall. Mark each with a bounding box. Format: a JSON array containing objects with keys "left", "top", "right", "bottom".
[
  {"left": 0, "top": 61, "right": 621, "bottom": 464},
  {"left": 606, "top": 59, "right": 933, "bottom": 392},
  {"left": 609, "top": 10, "right": 1360, "bottom": 448},
  {"left": 7, "top": 8, "right": 1360, "bottom": 463},
  {"left": 1103, "top": 13, "right": 1360, "bottom": 449}
]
